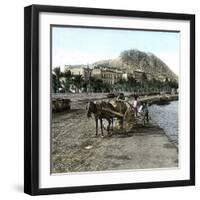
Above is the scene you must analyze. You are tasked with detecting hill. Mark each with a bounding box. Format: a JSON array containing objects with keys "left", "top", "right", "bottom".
[{"left": 94, "top": 49, "right": 178, "bottom": 82}]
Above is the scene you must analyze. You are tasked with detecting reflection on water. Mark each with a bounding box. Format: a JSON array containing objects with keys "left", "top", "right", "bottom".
[{"left": 149, "top": 101, "right": 178, "bottom": 145}]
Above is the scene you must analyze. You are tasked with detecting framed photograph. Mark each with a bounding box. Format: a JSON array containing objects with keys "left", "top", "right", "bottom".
[{"left": 24, "top": 4, "right": 195, "bottom": 195}]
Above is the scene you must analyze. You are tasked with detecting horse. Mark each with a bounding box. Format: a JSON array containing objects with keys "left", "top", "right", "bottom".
[
  {"left": 86, "top": 101, "right": 115, "bottom": 137},
  {"left": 86, "top": 99, "right": 134, "bottom": 136}
]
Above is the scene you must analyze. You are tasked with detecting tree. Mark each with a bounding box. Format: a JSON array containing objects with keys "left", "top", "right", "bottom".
[
  {"left": 72, "top": 75, "right": 84, "bottom": 93},
  {"left": 61, "top": 78, "right": 72, "bottom": 93},
  {"left": 53, "top": 67, "right": 61, "bottom": 78},
  {"left": 52, "top": 67, "right": 62, "bottom": 93},
  {"left": 63, "top": 70, "right": 72, "bottom": 78},
  {"left": 52, "top": 74, "right": 57, "bottom": 93},
  {"left": 141, "top": 73, "right": 147, "bottom": 81}
]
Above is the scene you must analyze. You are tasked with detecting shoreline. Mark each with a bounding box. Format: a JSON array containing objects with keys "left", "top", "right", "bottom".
[
  {"left": 149, "top": 101, "right": 178, "bottom": 148},
  {"left": 52, "top": 110, "right": 178, "bottom": 173}
]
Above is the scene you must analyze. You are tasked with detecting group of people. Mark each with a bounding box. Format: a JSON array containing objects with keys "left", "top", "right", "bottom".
[{"left": 117, "top": 93, "right": 149, "bottom": 122}]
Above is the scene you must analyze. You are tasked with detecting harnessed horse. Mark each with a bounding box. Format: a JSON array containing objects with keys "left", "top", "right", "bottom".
[{"left": 86, "top": 100, "right": 130, "bottom": 137}]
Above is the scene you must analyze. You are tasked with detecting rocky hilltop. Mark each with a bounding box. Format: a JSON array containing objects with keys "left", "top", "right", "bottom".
[{"left": 94, "top": 49, "right": 178, "bottom": 82}]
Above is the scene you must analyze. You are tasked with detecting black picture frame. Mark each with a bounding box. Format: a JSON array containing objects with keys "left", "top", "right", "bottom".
[{"left": 24, "top": 4, "right": 195, "bottom": 196}]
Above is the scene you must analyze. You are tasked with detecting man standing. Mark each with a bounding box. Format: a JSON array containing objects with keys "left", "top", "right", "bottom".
[{"left": 133, "top": 95, "right": 139, "bottom": 117}]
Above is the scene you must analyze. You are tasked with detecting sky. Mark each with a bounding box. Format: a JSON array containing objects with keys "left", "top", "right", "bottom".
[{"left": 52, "top": 26, "right": 180, "bottom": 75}]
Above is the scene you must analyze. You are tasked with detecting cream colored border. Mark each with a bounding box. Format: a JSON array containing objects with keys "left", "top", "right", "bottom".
[{"left": 39, "top": 12, "right": 190, "bottom": 188}]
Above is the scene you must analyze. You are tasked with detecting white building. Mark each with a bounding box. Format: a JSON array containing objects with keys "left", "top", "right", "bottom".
[{"left": 64, "top": 65, "right": 85, "bottom": 76}]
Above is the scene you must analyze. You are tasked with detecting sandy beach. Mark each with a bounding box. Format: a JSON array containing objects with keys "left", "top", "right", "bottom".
[{"left": 51, "top": 100, "right": 178, "bottom": 173}]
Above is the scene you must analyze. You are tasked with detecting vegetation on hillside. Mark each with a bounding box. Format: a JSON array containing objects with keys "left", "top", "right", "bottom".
[{"left": 52, "top": 67, "right": 178, "bottom": 94}]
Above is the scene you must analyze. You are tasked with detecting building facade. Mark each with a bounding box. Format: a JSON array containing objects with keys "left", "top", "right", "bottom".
[
  {"left": 64, "top": 65, "right": 170, "bottom": 84},
  {"left": 64, "top": 65, "right": 84, "bottom": 76},
  {"left": 92, "top": 67, "right": 123, "bottom": 84},
  {"left": 65, "top": 65, "right": 92, "bottom": 80}
]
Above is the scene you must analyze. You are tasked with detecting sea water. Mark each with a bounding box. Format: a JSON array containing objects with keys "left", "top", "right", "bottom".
[{"left": 149, "top": 101, "right": 178, "bottom": 145}]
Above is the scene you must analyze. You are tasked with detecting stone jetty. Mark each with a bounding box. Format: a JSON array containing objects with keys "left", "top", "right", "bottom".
[{"left": 52, "top": 93, "right": 178, "bottom": 112}]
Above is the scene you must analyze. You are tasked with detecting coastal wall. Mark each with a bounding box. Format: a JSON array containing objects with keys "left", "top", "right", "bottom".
[
  {"left": 140, "top": 94, "right": 178, "bottom": 105},
  {"left": 52, "top": 93, "right": 178, "bottom": 113}
]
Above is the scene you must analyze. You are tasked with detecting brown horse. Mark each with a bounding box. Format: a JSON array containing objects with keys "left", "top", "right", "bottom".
[
  {"left": 87, "top": 101, "right": 115, "bottom": 137},
  {"left": 86, "top": 100, "right": 128, "bottom": 137}
]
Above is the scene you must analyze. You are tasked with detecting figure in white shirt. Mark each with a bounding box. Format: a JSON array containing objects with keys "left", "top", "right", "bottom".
[{"left": 133, "top": 95, "right": 139, "bottom": 117}]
